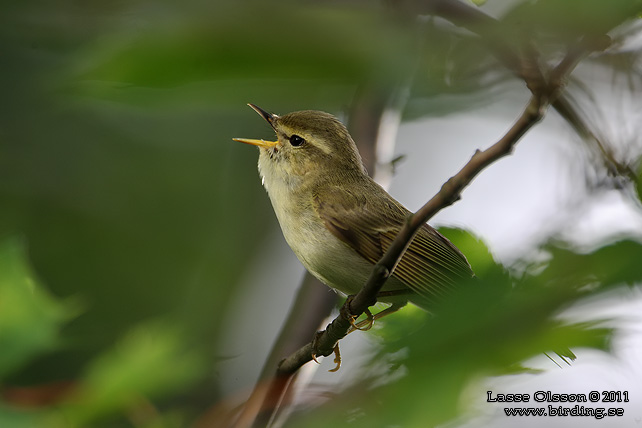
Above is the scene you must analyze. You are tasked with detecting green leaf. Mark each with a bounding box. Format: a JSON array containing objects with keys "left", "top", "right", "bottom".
[
  {"left": 438, "top": 227, "right": 506, "bottom": 280},
  {"left": 0, "top": 238, "right": 75, "bottom": 379},
  {"left": 57, "top": 322, "right": 206, "bottom": 426},
  {"left": 65, "top": 4, "right": 414, "bottom": 107},
  {"left": 540, "top": 240, "right": 642, "bottom": 288},
  {"left": 288, "top": 238, "right": 637, "bottom": 428}
]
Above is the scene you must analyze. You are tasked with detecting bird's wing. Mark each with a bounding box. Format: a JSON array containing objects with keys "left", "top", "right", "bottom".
[{"left": 313, "top": 184, "right": 472, "bottom": 304}]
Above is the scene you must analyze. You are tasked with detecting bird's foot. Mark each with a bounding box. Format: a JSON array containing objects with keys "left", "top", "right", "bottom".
[
  {"left": 311, "top": 331, "right": 342, "bottom": 372},
  {"left": 351, "top": 307, "right": 375, "bottom": 331},
  {"left": 350, "top": 302, "right": 407, "bottom": 333},
  {"left": 328, "top": 343, "right": 341, "bottom": 372},
  {"left": 342, "top": 295, "right": 375, "bottom": 332}
]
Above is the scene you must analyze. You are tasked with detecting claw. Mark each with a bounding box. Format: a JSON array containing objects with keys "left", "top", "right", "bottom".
[
  {"left": 310, "top": 332, "right": 342, "bottom": 372},
  {"left": 349, "top": 308, "right": 375, "bottom": 331},
  {"left": 328, "top": 344, "right": 342, "bottom": 372},
  {"left": 311, "top": 331, "right": 323, "bottom": 365},
  {"left": 342, "top": 295, "right": 374, "bottom": 333}
]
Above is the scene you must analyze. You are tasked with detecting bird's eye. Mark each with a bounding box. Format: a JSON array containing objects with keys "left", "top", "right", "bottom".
[{"left": 289, "top": 135, "right": 306, "bottom": 147}]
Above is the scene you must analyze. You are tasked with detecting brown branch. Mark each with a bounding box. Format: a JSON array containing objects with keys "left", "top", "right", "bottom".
[
  {"left": 277, "top": 32, "right": 594, "bottom": 376},
  {"left": 277, "top": 94, "right": 546, "bottom": 375},
  {"left": 419, "top": 1, "right": 636, "bottom": 181},
  {"left": 552, "top": 94, "right": 637, "bottom": 181},
  {"left": 228, "top": 84, "right": 407, "bottom": 428},
  {"left": 228, "top": 275, "right": 334, "bottom": 428},
  {"left": 401, "top": 0, "right": 526, "bottom": 76},
  {"left": 547, "top": 36, "right": 638, "bottom": 183},
  {"left": 252, "top": 0, "right": 614, "bottom": 423}
]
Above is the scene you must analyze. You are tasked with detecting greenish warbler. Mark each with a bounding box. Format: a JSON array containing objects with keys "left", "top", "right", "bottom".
[{"left": 234, "top": 104, "right": 473, "bottom": 312}]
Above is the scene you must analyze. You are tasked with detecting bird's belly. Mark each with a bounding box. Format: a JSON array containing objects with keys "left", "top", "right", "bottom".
[
  {"left": 282, "top": 216, "right": 408, "bottom": 301},
  {"left": 264, "top": 179, "right": 410, "bottom": 304},
  {"left": 300, "top": 232, "right": 373, "bottom": 296}
]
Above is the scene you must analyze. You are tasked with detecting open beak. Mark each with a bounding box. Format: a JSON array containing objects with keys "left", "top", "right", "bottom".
[
  {"left": 232, "top": 137, "right": 278, "bottom": 148},
  {"left": 247, "top": 103, "right": 276, "bottom": 126},
  {"left": 233, "top": 104, "right": 279, "bottom": 148}
]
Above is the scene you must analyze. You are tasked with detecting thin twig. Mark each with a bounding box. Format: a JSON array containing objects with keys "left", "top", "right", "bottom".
[
  {"left": 277, "top": 94, "right": 546, "bottom": 374},
  {"left": 230, "top": 84, "right": 408, "bottom": 428},
  {"left": 419, "top": 0, "right": 636, "bottom": 180},
  {"left": 552, "top": 94, "right": 637, "bottom": 181},
  {"left": 277, "top": 33, "right": 592, "bottom": 375},
  {"left": 228, "top": 275, "right": 333, "bottom": 428},
  {"left": 260, "top": 0, "right": 605, "bottom": 421}
]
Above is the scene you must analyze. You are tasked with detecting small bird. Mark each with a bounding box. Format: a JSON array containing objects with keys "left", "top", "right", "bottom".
[{"left": 234, "top": 104, "right": 473, "bottom": 319}]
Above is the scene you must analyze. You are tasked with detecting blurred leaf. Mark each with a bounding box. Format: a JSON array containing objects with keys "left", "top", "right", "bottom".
[
  {"left": 0, "top": 238, "right": 75, "bottom": 379},
  {"left": 287, "top": 238, "right": 640, "bottom": 427},
  {"left": 438, "top": 227, "right": 505, "bottom": 280},
  {"left": 0, "top": 237, "right": 206, "bottom": 426},
  {"left": 64, "top": 3, "right": 414, "bottom": 107},
  {"left": 539, "top": 240, "right": 642, "bottom": 288},
  {"left": 1, "top": 0, "right": 275, "bottom": 388},
  {"left": 503, "top": 0, "right": 642, "bottom": 43},
  {"left": 2, "top": 1, "right": 642, "bottom": 427},
  {"left": 55, "top": 322, "right": 206, "bottom": 427},
  {"left": 0, "top": 408, "right": 43, "bottom": 428}
]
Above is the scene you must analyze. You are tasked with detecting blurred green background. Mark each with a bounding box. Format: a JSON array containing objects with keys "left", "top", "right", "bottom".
[{"left": 2, "top": 0, "right": 642, "bottom": 427}]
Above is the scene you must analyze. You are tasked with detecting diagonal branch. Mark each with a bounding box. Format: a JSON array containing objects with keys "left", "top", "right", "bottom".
[
  {"left": 277, "top": 39, "right": 591, "bottom": 375},
  {"left": 228, "top": 84, "right": 409, "bottom": 428},
  {"left": 256, "top": 0, "right": 621, "bottom": 424},
  {"left": 277, "top": 94, "right": 545, "bottom": 375},
  {"left": 414, "top": 0, "right": 634, "bottom": 181}
]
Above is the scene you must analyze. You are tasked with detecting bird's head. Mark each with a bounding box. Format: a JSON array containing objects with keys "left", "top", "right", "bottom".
[{"left": 234, "top": 104, "right": 366, "bottom": 188}]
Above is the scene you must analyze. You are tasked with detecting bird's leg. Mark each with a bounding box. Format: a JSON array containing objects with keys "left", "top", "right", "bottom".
[
  {"left": 341, "top": 295, "right": 375, "bottom": 331},
  {"left": 348, "top": 302, "right": 405, "bottom": 333},
  {"left": 343, "top": 291, "right": 410, "bottom": 333},
  {"left": 313, "top": 293, "right": 409, "bottom": 371},
  {"left": 351, "top": 307, "right": 375, "bottom": 331},
  {"left": 341, "top": 289, "right": 412, "bottom": 334},
  {"left": 328, "top": 343, "right": 342, "bottom": 372},
  {"left": 311, "top": 331, "right": 342, "bottom": 372}
]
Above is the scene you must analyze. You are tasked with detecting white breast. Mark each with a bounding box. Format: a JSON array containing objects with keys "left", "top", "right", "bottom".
[
  {"left": 258, "top": 150, "right": 369, "bottom": 295},
  {"left": 257, "top": 150, "right": 408, "bottom": 300}
]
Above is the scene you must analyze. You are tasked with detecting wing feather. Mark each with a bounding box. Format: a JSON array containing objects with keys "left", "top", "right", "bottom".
[{"left": 313, "top": 184, "right": 473, "bottom": 306}]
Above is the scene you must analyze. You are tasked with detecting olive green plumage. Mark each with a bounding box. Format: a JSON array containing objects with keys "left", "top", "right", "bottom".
[{"left": 235, "top": 104, "right": 473, "bottom": 310}]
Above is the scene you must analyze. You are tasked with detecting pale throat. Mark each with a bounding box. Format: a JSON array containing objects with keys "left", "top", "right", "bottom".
[
  {"left": 257, "top": 148, "right": 307, "bottom": 219},
  {"left": 258, "top": 149, "right": 302, "bottom": 193},
  {"left": 256, "top": 147, "right": 329, "bottom": 254}
]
